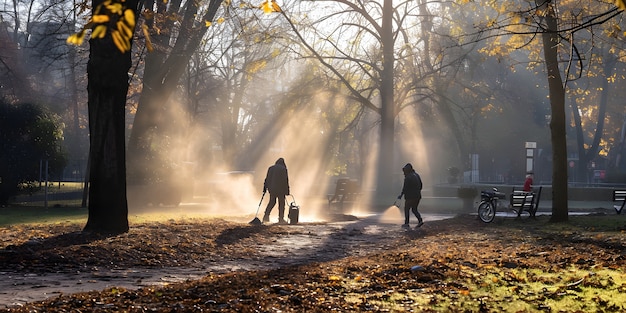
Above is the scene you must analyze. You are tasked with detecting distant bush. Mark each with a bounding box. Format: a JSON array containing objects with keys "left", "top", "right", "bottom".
[{"left": 0, "top": 100, "right": 67, "bottom": 204}]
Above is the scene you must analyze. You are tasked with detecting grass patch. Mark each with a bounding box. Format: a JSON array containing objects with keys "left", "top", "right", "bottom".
[
  {"left": 0, "top": 206, "right": 87, "bottom": 227},
  {"left": 0, "top": 204, "right": 236, "bottom": 228},
  {"left": 339, "top": 250, "right": 626, "bottom": 312},
  {"left": 492, "top": 214, "right": 626, "bottom": 233}
]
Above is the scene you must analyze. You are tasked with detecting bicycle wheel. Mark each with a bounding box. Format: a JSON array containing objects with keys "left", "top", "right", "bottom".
[{"left": 477, "top": 201, "right": 495, "bottom": 223}]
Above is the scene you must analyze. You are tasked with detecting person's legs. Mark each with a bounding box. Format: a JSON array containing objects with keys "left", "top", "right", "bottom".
[
  {"left": 403, "top": 202, "right": 411, "bottom": 226},
  {"left": 263, "top": 194, "right": 277, "bottom": 222},
  {"left": 411, "top": 198, "right": 423, "bottom": 226},
  {"left": 277, "top": 194, "right": 286, "bottom": 223}
]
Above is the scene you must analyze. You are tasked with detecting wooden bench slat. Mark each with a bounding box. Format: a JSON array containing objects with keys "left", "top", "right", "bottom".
[
  {"left": 328, "top": 178, "right": 360, "bottom": 210},
  {"left": 612, "top": 190, "right": 626, "bottom": 214},
  {"left": 612, "top": 190, "right": 626, "bottom": 201},
  {"left": 510, "top": 186, "right": 542, "bottom": 217}
]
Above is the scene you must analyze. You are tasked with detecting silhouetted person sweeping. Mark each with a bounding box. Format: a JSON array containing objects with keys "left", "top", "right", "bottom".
[
  {"left": 398, "top": 163, "right": 424, "bottom": 229},
  {"left": 262, "top": 158, "right": 290, "bottom": 224}
]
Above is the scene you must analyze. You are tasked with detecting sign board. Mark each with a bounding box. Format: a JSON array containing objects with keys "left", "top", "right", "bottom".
[{"left": 525, "top": 142, "right": 537, "bottom": 149}]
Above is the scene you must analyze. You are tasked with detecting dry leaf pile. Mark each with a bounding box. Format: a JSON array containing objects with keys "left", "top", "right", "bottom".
[{"left": 1, "top": 215, "right": 625, "bottom": 312}]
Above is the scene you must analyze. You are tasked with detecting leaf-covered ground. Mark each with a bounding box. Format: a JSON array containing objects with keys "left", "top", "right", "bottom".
[{"left": 1, "top": 214, "right": 625, "bottom": 312}]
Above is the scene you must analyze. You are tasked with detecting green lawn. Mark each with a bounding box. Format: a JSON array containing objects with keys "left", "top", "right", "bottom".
[{"left": 0, "top": 205, "right": 88, "bottom": 227}]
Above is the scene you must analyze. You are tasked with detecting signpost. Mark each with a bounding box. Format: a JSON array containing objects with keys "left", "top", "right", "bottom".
[{"left": 525, "top": 142, "right": 536, "bottom": 174}]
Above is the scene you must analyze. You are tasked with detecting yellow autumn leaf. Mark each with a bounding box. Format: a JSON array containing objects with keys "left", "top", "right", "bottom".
[
  {"left": 260, "top": 0, "right": 280, "bottom": 13},
  {"left": 217, "top": 17, "right": 225, "bottom": 24},
  {"left": 615, "top": 0, "right": 626, "bottom": 10},
  {"left": 246, "top": 60, "right": 267, "bottom": 78},
  {"left": 205, "top": 20, "right": 212, "bottom": 27},
  {"left": 328, "top": 275, "right": 341, "bottom": 281},
  {"left": 66, "top": 30, "right": 86, "bottom": 46},
  {"left": 91, "top": 14, "right": 110, "bottom": 23},
  {"left": 92, "top": 25, "right": 107, "bottom": 39},
  {"left": 271, "top": 0, "right": 281, "bottom": 12},
  {"left": 260, "top": 0, "right": 272, "bottom": 13},
  {"left": 510, "top": 14, "right": 520, "bottom": 25},
  {"left": 142, "top": 24, "right": 154, "bottom": 52},
  {"left": 106, "top": 2, "right": 123, "bottom": 14},
  {"left": 111, "top": 29, "right": 130, "bottom": 52},
  {"left": 124, "top": 9, "right": 135, "bottom": 28}
]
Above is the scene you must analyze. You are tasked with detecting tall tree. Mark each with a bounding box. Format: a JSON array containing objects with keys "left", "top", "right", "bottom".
[
  {"left": 126, "top": 0, "right": 223, "bottom": 182},
  {"left": 569, "top": 41, "right": 626, "bottom": 182},
  {"left": 465, "top": 0, "right": 623, "bottom": 222},
  {"left": 400, "top": 1, "right": 481, "bottom": 174},
  {"left": 280, "top": 0, "right": 421, "bottom": 200},
  {"left": 536, "top": 0, "right": 567, "bottom": 222},
  {"left": 198, "top": 10, "right": 288, "bottom": 166},
  {"left": 68, "top": 0, "right": 141, "bottom": 233}
]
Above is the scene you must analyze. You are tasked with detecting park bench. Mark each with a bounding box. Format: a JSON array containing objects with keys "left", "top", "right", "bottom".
[
  {"left": 612, "top": 190, "right": 626, "bottom": 214},
  {"left": 509, "top": 186, "right": 542, "bottom": 218},
  {"left": 327, "top": 178, "right": 360, "bottom": 210}
]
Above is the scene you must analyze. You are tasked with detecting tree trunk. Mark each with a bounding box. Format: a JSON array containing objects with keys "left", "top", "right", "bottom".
[
  {"left": 574, "top": 55, "right": 613, "bottom": 182},
  {"left": 538, "top": 0, "right": 568, "bottom": 222},
  {"left": 83, "top": 0, "right": 140, "bottom": 234},
  {"left": 572, "top": 97, "right": 586, "bottom": 183},
  {"left": 376, "top": 0, "right": 396, "bottom": 199},
  {"left": 126, "top": 0, "right": 222, "bottom": 179}
]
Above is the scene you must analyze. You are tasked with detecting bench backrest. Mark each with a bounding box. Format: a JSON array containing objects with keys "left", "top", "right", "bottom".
[
  {"left": 613, "top": 190, "right": 626, "bottom": 202},
  {"left": 511, "top": 186, "right": 542, "bottom": 208},
  {"left": 511, "top": 193, "right": 533, "bottom": 207},
  {"left": 333, "top": 178, "right": 359, "bottom": 195}
]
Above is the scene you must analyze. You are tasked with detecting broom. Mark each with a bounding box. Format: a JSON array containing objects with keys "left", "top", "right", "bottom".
[{"left": 249, "top": 191, "right": 266, "bottom": 225}]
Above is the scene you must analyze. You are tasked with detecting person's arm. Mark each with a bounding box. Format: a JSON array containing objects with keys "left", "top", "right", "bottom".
[
  {"left": 286, "top": 169, "right": 290, "bottom": 195},
  {"left": 398, "top": 178, "right": 406, "bottom": 199},
  {"left": 416, "top": 173, "right": 423, "bottom": 191},
  {"left": 263, "top": 167, "right": 272, "bottom": 192}
]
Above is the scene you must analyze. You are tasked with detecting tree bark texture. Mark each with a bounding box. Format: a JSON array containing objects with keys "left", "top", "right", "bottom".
[
  {"left": 126, "top": 0, "right": 222, "bottom": 179},
  {"left": 83, "top": 0, "right": 139, "bottom": 234},
  {"left": 375, "top": 0, "right": 396, "bottom": 200},
  {"left": 573, "top": 55, "right": 613, "bottom": 182},
  {"left": 538, "top": 0, "right": 568, "bottom": 222}
]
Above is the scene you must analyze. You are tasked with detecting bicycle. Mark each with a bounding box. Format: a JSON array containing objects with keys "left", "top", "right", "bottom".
[{"left": 477, "top": 187, "right": 506, "bottom": 223}]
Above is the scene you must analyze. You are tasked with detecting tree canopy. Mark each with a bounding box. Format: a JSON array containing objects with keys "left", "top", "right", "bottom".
[{"left": 0, "top": 101, "right": 67, "bottom": 204}]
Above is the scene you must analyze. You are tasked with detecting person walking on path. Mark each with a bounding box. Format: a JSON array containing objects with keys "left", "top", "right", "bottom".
[
  {"left": 397, "top": 163, "right": 424, "bottom": 228},
  {"left": 262, "top": 158, "right": 290, "bottom": 224}
]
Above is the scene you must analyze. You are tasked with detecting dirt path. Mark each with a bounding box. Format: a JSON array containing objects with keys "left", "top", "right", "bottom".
[{"left": 1, "top": 213, "right": 443, "bottom": 308}]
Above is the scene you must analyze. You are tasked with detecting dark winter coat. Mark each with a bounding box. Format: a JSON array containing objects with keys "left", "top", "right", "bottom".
[
  {"left": 264, "top": 158, "right": 290, "bottom": 195},
  {"left": 401, "top": 171, "right": 422, "bottom": 200}
]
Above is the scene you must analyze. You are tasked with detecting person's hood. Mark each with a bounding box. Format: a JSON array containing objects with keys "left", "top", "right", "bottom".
[
  {"left": 402, "top": 163, "right": 414, "bottom": 174},
  {"left": 275, "top": 158, "right": 286, "bottom": 166}
]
